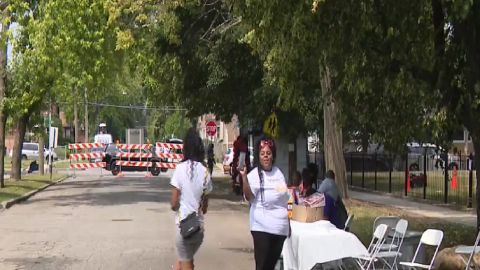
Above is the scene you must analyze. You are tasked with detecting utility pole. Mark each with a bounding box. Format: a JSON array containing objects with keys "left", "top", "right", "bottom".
[
  {"left": 48, "top": 95, "right": 52, "bottom": 180},
  {"left": 84, "top": 87, "right": 88, "bottom": 143}
]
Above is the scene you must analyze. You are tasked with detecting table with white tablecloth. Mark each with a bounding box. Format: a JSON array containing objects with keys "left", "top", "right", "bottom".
[{"left": 282, "top": 220, "right": 368, "bottom": 270}]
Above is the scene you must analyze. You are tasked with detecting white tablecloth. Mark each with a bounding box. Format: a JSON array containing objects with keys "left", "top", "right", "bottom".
[{"left": 283, "top": 220, "right": 368, "bottom": 270}]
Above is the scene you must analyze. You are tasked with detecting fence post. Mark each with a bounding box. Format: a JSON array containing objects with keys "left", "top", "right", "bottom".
[
  {"left": 388, "top": 155, "right": 392, "bottom": 193},
  {"left": 423, "top": 151, "right": 427, "bottom": 199},
  {"left": 404, "top": 153, "right": 408, "bottom": 197},
  {"left": 350, "top": 152, "right": 353, "bottom": 186},
  {"left": 362, "top": 152, "right": 365, "bottom": 188},
  {"left": 444, "top": 152, "right": 449, "bottom": 204},
  {"left": 374, "top": 153, "right": 377, "bottom": 191}
]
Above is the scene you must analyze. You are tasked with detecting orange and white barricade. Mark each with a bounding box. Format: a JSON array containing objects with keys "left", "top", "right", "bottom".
[
  {"left": 155, "top": 142, "right": 184, "bottom": 171},
  {"left": 68, "top": 143, "right": 106, "bottom": 178},
  {"left": 114, "top": 143, "right": 154, "bottom": 177}
]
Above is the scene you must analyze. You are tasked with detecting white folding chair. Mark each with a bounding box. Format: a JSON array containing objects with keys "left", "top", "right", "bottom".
[
  {"left": 344, "top": 214, "right": 354, "bottom": 231},
  {"left": 455, "top": 230, "right": 480, "bottom": 270},
  {"left": 399, "top": 229, "right": 443, "bottom": 270},
  {"left": 357, "top": 224, "right": 389, "bottom": 270},
  {"left": 376, "top": 219, "right": 409, "bottom": 270},
  {"left": 373, "top": 216, "right": 400, "bottom": 252}
]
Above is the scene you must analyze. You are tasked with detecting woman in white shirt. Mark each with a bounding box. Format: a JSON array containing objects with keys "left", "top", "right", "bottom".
[
  {"left": 170, "top": 128, "right": 213, "bottom": 270},
  {"left": 240, "top": 137, "right": 289, "bottom": 270}
]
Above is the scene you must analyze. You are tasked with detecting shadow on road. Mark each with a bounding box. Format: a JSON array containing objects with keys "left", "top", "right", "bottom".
[{"left": 21, "top": 177, "right": 171, "bottom": 207}]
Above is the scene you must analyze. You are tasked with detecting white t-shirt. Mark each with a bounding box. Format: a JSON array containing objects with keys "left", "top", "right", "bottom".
[
  {"left": 170, "top": 161, "right": 213, "bottom": 225},
  {"left": 247, "top": 166, "right": 289, "bottom": 236}
]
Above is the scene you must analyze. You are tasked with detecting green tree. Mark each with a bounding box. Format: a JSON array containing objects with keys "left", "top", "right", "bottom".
[
  {"left": 161, "top": 111, "right": 191, "bottom": 141},
  {"left": 0, "top": 1, "right": 11, "bottom": 187}
]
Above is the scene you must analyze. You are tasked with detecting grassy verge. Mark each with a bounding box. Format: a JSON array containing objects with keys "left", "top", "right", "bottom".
[
  {"left": 347, "top": 199, "right": 475, "bottom": 248},
  {"left": 3, "top": 157, "right": 32, "bottom": 171},
  {"left": 212, "top": 174, "right": 476, "bottom": 249},
  {"left": 0, "top": 173, "right": 67, "bottom": 203}
]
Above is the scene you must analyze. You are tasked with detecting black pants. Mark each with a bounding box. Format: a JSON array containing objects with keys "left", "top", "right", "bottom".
[{"left": 251, "top": 231, "right": 286, "bottom": 270}]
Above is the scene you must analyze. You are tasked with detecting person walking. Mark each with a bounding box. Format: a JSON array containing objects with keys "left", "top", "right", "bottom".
[
  {"left": 240, "top": 136, "right": 289, "bottom": 270},
  {"left": 207, "top": 143, "right": 216, "bottom": 175},
  {"left": 170, "top": 128, "right": 213, "bottom": 270}
]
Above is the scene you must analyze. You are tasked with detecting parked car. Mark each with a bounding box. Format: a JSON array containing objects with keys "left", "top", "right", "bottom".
[
  {"left": 10, "top": 142, "right": 58, "bottom": 161},
  {"left": 102, "top": 143, "right": 162, "bottom": 176}
]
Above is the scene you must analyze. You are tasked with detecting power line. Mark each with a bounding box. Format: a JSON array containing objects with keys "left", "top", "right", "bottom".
[{"left": 86, "top": 102, "right": 187, "bottom": 111}]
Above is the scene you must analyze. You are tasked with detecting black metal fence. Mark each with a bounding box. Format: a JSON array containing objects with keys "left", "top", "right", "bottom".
[
  {"left": 309, "top": 151, "right": 476, "bottom": 208},
  {"left": 346, "top": 152, "right": 476, "bottom": 208}
]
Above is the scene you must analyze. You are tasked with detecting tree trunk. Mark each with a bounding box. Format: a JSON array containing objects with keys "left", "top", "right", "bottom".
[
  {"left": 39, "top": 134, "right": 45, "bottom": 175},
  {"left": 321, "top": 63, "right": 349, "bottom": 198},
  {"left": 84, "top": 87, "right": 88, "bottom": 143},
  {"left": 472, "top": 135, "right": 480, "bottom": 231},
  {"left": 74, "top": 88, "right": 79, "bottom": 143},
  {"left": 11, "top": 114, "right": 29, "bottom": 180},
  {"left": 0, "top": 18, "right": 7, "bottom": 187}
]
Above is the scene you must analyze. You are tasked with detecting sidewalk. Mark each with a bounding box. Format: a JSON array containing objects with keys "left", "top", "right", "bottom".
[{"left": 348, "top": 190, "right": 477, "bottom": 227}]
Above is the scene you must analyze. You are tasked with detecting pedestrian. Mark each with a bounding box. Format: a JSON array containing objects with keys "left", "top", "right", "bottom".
[
  {"left": 232, "top": 135, "right": 251, "bottom": 195},
  {"left": 317, "top": 170, "right": 348, "bottom": 229},
  {"left": 240, "top": 136, "right": 289, "bottom": 270},
  {"left": 170, "top": 128, "right": 213, "bottom": 270},
  {"left": 317, "top": 170, "right": 341, "bottom": 201},
  {"left": 207, "top": 143, "right": 215, "bottom": 175},
  {"left": 299, "top": 167, "right": 341, "bottom": 228}
]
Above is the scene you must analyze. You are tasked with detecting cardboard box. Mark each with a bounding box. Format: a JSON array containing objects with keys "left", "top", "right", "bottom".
[{"left": 291, "top": 204, "right": 324, "bottom": 223}]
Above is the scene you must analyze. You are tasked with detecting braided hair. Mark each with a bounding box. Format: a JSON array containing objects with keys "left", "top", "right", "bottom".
[{"left": 182, "top": 128, "right": 205, "bottom": 181}]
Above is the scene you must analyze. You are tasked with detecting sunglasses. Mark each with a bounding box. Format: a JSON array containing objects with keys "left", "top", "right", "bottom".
[{"left": 260, "top": 139, "right": 274, "bottom": 149}]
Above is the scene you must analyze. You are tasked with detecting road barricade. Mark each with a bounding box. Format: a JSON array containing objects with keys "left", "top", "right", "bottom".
[
  {"left": 154, "top": 142, "right": 184, "bottom": 171},
  {"left": 68, "top": 143, "right": 106, "bottom": 178}
]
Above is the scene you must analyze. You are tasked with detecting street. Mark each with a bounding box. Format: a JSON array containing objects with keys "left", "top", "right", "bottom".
[{"left": 0, "top": 169, "right": 253, "bottom": 270}]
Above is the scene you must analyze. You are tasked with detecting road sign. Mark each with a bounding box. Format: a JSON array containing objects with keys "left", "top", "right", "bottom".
[
  {"left": 263, "top": 112, "right": 279, "bottom": 138},
  {"left": 49, "top": 127, "right": 58, "bottom": 148},
  {"left": 206, "top": 121, "right": 217, "bottom": 137}
]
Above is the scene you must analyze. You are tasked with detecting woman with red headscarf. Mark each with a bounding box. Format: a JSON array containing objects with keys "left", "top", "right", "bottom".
[{"left": 240, "top": 136, "right": 289, "bottom": 270}]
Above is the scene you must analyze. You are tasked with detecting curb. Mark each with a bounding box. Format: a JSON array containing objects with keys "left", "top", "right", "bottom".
[{"left": 0, "top": 175, "right": 70, "bottom": 210}]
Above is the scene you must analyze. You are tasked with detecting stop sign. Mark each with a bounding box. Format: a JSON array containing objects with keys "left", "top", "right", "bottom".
[{"left": 206, "top": 121, "right": 217, "bottom": 136}]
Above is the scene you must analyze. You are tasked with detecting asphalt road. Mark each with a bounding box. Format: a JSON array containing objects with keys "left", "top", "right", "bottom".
[{"left": 0, "top": 169, "right": 254, "bottom": 270}]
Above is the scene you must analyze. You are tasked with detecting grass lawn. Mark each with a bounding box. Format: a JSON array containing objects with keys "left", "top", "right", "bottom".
[
  {"left": 346, "top": 199, "right": 475, "bottom": 248},
  {"left": 3, "top": 157, "right": 32, "bottom": 171},
  {"left": 212, "top": 174, "right": 476, "bottom": 249},
  {"left": 0, "top": 173, "right": 67, "bottom": 203}
]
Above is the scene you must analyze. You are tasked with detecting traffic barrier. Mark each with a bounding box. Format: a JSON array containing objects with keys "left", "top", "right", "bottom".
[
  {"left": 153, "top": 142, "right": 183, "bottom": 173},
  {"left": 68, "top": 143, "right": 105, "bottom": 150},
  {"left": 68, "top": 143, "right": 106, "bottom": 178},
  {"left": 69, "top": 152, "right": 106, "bottom": 160},
  {"left": 70, "top": 162, "right": 106, "bottom": 169},
  {"left": 156, "top": 162, "right": 177, "bottom": 169},
  {"left": 116, "top": 161, "right": 153, "bottom": 167},
  {"left": 109, "top": 143, "right": 181, "bottom": 176},
  {"left": 156, "top": 153, "right": 184, "bottom": 159},
  {"left": 156, "top": 142, "right": 183, "bottom": 150},
  {"left": 117, "top": 144, "right": 151, "bottom": 150},
  {"left": 117, "top": 152, "right": 153, "bottom": 159}
]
